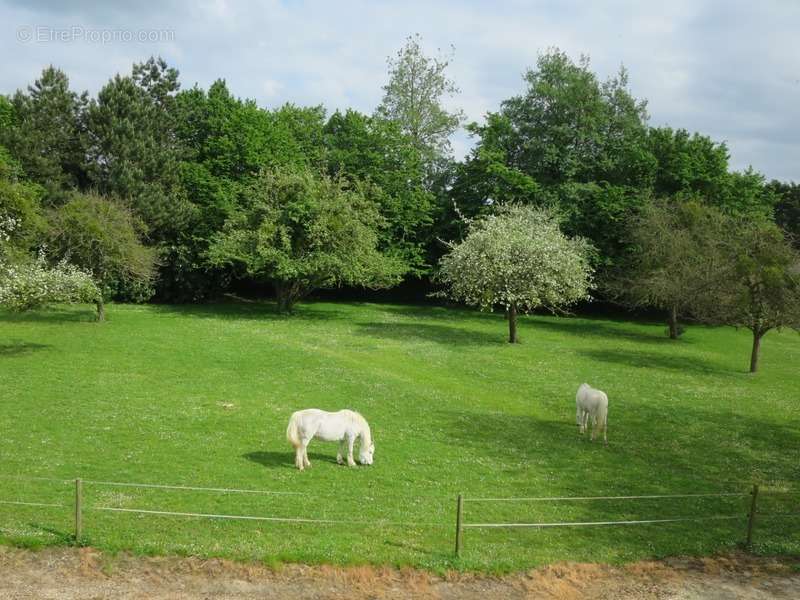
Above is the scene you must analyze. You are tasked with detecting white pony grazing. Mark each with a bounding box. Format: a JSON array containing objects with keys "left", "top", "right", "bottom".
[
  {"left": 286, "top": 409, "right": 374, "bottom": 471},
  {"left": 575, "top": 383, "right": 608, "bottom": 445}
]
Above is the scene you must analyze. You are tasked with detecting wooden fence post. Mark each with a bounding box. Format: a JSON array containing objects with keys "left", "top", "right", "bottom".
[
  {"left": 746, "top": 483, "right": 759, "bottom": 548},
  {"left": 74, "top": 478, "right": 83, "bottom": 543},
  {"left": 455, "top": 493, "right": 464, "bottom": 557}
]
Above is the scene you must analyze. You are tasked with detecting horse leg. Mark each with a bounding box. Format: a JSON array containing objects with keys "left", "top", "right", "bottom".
[
  {"left": 294, "top": 446, "right": 304, "bottom": 471},
  {"left": 346, "top": 435, "right": 356, "bottom": 467},
  {"left": 337, "top": 439, "right": 345, "bottom": 465},
  {"left": 302, "top": 440, "right": 311, "bottom": 468},
  {"left": 603, "top": 417, "right": 608, "bottom": 446}
]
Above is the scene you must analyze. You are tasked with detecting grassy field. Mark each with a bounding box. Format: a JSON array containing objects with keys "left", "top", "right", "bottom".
[{"left": 0, "top": 301, "right": 798, "bottom": 572}]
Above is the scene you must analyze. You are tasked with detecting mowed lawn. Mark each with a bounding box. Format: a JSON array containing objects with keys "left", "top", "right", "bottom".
[{"left": 0, "top": 301, "right": 798, "bottom": 572}]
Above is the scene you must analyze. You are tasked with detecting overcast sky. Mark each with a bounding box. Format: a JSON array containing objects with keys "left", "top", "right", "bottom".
[{"left": 2, "top": 0, "right": 798, "bottom": 181}]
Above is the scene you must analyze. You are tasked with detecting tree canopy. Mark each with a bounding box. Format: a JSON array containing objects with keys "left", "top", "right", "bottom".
[
  {"left": 376, "top": 34, "right": 465, "bottom": 172},
  {"left": 609, "top": 199, "right": 731, "bottom": 338},
  {"left": 708, "top": 220, "right": 800, "bottom": 372},
  {"left": 0, "top": 47, "right": 794, "bottom": 323},
  {"left": 208, "top": 165, "right": 405, "bottom": 312}
]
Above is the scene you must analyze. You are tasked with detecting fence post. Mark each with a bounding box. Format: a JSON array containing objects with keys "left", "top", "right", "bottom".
[
  {"left": 74, "top": 478, "right": 83, "bottom": 543},
  {"left": 455, "top": 493, "right": 464, "bottom": 557},
  {"left": 745, "top": 483, "right": 759, "bottom": 548}
]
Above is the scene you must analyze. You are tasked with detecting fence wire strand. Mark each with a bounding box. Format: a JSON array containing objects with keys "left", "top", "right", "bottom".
[
  {"left": 464, "top": 492, "right": 749, "bottom": 502},
  {"left": 0, "top": 474, "right": 72, "bottom": 484},
  {"left": 0, "top": 499, "right": 64, "bottom": 508},
  {"left": 463, "top": 514, "right": 744, "bottom": 529},
  {"left": 91, "top": 505, "right": 446, "bottom": 527},
  {"left": 82, "top": 480, "right": 305, "bottom": 496}
]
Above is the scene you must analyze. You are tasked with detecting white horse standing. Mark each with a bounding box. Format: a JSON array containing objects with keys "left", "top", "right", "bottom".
[
  {"left": 286, "top": 409, "right": 374, "bottom": 471},
  {"left": 575, "top": 383, "right": 609, "bottom": 445}
]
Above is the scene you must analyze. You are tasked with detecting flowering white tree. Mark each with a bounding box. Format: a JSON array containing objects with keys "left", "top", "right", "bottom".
[
  {"left": 0, "top": 214, "right": 103, "bottom": 320},
  {"left": 436, "top": 205, "right": 594, "bottom": 343}
]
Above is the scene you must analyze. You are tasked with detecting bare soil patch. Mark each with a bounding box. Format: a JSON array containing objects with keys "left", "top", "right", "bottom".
[{"left": 0, "top": 547, "right": 798, "bottom": 599}]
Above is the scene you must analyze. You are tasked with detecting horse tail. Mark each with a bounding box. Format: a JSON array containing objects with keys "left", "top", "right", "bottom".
[
  {"left": 286, "top": 413, "right": 301, "bottom": 448},
  {"left": 599, "top": 393, "right": 609, "bottom": 432}
]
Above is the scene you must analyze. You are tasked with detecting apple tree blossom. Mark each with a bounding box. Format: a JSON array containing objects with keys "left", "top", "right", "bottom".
[{"left": 436, "top": 205, "right": 593, "bottom": 343}]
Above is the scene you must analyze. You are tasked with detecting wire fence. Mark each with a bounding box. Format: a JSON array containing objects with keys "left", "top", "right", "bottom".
[
  {"left": 0, "top": 473, "right": 797, "bottom": 559},
  {"left": 453, "top": 484, "right": 799, "bottom": 556}
]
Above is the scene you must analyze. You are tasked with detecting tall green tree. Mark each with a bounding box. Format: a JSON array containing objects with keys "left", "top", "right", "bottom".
[
  {"left": 168, "top": 83, "right": 331, "bottom": 301},
  {"left": 769, "top": 180, "right": 800, "bottom": 247},
  {"left": 473, "top": 52, "right": 652, "bottom": 187},
  {"left": 453, "top": 51, "right": 654, "bottom": 270},
  {"left": 376, "top": 34, "right": 464, "bottom": 171},
  {"left": 647, "top": 127, "right": 729, "bottom": 199},
  {"left": 86, "top": 57, "right": 194, "bottom": 241},
  {"left": 0, "top": 95, "right": 12, "bottom": 130},
  {"left": 325, "top": 109, "right": 434, "bottom": 274},
  {"left": 208, "top": 165, "right": 404, "bottom": 312},
  {"left": 0, "top": 67, "right": 89, "bottom": 199}
]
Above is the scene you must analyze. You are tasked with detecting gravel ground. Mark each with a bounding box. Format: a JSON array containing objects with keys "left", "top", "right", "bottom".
[{"left": 0, "top": 547, "right": 798, "bottom": 599}]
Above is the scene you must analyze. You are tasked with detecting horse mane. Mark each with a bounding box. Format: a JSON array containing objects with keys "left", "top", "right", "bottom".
[{"left": 350, "top": 410, "right": 372, "bottom": 447}]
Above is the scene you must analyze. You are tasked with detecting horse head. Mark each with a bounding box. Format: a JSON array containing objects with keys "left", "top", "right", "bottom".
[{"left": 359, "top": 441, "right": 375, "bottom": 465}]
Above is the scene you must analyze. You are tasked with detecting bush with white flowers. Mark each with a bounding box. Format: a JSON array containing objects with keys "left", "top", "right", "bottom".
[{"left": 0, "top": 214, "right": 102, "bottom": 318}]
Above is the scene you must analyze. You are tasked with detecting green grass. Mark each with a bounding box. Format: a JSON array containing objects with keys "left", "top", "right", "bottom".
[{"left": 0, "top": 301, "right": 798, "bottom": 572}]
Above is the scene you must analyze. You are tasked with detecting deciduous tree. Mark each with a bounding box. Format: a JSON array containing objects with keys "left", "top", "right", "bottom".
[
  {"left": 46, "top": 192, "right": 157, "bottom": 302},
  {"left": 712, "top": 221, "right": 800, "bottom": 373},
  {"left": 609, "top": 199, "right": 731, "bottom": 339},
  {"left": 208, "top": 165, "right": 404, "bottom": 312},
  {"left": 376, "top": 34, "right": 464, "bottom": 172},
  {"left": 436, "top": 205, "right": 593, "bottom": 343},
  {"left": 325, "top": 109, "right": 434, "bottom": 274}
]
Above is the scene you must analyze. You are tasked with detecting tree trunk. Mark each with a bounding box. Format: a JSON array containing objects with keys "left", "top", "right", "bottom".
[
  {"left": 508, "top": 303, "right": 518, "bottom": 344},
  {"left": 275, "top": 281, "right": 307, "bottom": 314},
  {"left": 749, "top": 329, "right": 764, "bottom": 373},
  {"left": 95, "top": 300, "right": 105, "bottom": 322},
  {"left": 667, "top": 305, "right": 678, "bottom": 339},
  {"left": 276, "top": 287, "right": 294, "bottom": 313}
]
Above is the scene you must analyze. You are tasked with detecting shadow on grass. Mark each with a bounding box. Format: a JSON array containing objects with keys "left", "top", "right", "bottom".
[
  {"left": 0, "top": 340, "right": 51, "bottom": 357},
  {"left": 150, "top": 301, "right": 348, "bottom": 323},
  {"left": 379, "top": 304, "right": 499, "bottom": 322},
  {"left": 354, "top": 321, "right": 502, "bottom": 347},
  {"left": 378, "top": 305, "right": 681, "bottom": 347},
  {"left": 577, "top": 348, "right": 737, "bottom": 376},
  {"left": 438, "top": 404, "right": 800, "bottom": 492},
  {"left": 529, "top": 316, "right": 676, "bottom": 345},
  {"left": 0, "top": 307, "right": 97, "bottom": 323},
  {"left": 243, "top": 450, "right": 340, "bottom": 469}
]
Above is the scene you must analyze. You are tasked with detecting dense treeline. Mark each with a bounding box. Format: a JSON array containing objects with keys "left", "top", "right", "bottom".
[{"left": 0, "top": 43, "right": 797, "bottom": 318}]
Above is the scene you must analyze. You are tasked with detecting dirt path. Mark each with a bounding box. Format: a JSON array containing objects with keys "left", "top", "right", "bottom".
[{"left": 0, "top": 547, "right": 798, "bottom": 599}]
